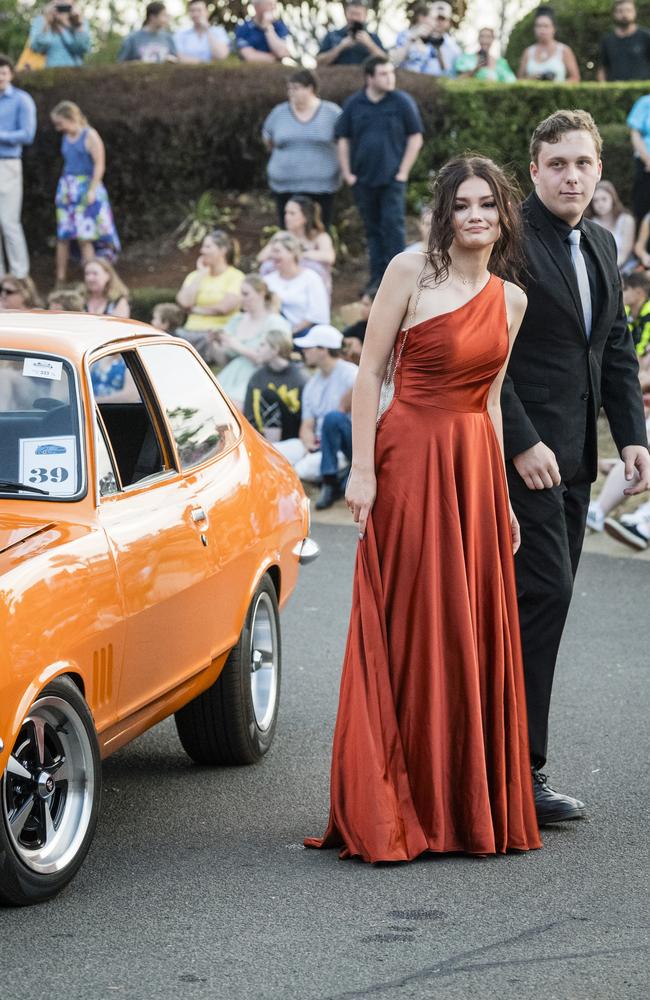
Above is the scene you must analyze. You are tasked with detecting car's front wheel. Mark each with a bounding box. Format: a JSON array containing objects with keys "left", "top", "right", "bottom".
[
  {"left": 0, "top": 677, "right": 101, "bottom": 907},
  {"left": 175, "top": 574, "right": 281, "bottom": 765}
]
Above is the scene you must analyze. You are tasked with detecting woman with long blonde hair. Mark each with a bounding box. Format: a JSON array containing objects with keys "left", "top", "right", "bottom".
[
  {"left": 50, "top": 99, "right": 121, "bottom": 283},
  {"left": 82, "top": 257, "right": 130, "bottom": 318}
]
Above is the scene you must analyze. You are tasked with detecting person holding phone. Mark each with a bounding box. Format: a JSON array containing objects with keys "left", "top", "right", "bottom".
[
  {"left": 391, "top": 2, "right": 460, "bottom": 77},
  {"left": 455, "top": 27, "right": 516, "bottom": 82},
  {"left": 28, "top": 2, "right": 91, "bottom": 68},
  {"left": 317, "top": 1, "right": 384, "bottom": 68}
]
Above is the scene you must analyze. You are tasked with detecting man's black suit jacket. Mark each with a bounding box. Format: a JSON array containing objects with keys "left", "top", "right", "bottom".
[{"left": 501, "top": 192, "right": 647, "bottom": 483}]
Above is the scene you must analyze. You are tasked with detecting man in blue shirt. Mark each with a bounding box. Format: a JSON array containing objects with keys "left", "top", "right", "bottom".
[
  {"left": 317, "top": 1, "right": 385, "bottom": 67},
  {"left": 236, "top": 0, "right": 291, "bottom": 63},
  {"left": 336, "top": 56, "right": 424, "bottom": 289},
  {"left": 0, "top": 55, "right": 36, "bottom": 279}
]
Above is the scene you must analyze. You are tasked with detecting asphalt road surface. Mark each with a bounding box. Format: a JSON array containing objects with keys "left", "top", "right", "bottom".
[{"left": 1, "top": 523, "right": 648, "bottom": 1000}]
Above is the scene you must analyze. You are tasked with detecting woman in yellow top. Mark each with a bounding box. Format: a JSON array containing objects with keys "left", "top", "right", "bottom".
[{"left": 176, "top": 229, "right": 245, "bottom": 360}]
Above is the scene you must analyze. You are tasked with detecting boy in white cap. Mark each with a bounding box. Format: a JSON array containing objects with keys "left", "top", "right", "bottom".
[{"left": 275, "top": 325, "right": 357, "bottom": 492}]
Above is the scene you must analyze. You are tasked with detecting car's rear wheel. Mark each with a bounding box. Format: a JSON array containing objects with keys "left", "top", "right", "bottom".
[
  {"left": 175, "top": 574, "right": 281, "bottom": 765},
  {"left": 0, "top": 677, "right": 101, "bottom": 907}
]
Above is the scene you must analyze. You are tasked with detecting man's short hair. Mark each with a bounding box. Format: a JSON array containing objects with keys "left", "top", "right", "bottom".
[
  {"left": 0, "top": 54, "right": 15, "bottom": 73},
  {"left": 364, "top": 54, "right": 391, "bottom": 76},
  {"left": 530, "top": 109, "right": 603, "bottom": 163},
  {"left": 624, "top": 271, "right": 650, "bottom": 294}
]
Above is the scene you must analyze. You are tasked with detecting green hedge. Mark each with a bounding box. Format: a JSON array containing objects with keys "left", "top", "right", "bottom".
[
  {"left": 18, "top": 63, "right": 649, "bottom": 246},
  {"left": 506, "top": 0, "right": 650, "bottom": 80}
]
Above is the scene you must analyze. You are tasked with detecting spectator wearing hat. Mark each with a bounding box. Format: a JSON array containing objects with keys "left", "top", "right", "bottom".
[
  {"left": 598, "top": 1, "right": 650, "bottom": 82},
  {"left": 0, "top": 55, "right": 36, "bottom": 279},
  {"left": 175, "top": 0, "right": 229, "bottom": 63},
  {"left": 274, "top": 325, "right": 357, "bottom": 484},
  {"left": 391, "top": 2, "right": 461, "bottom": 77},
  {"left": 236, "top": 0, "right": 291, "bottom": 63},
  {"left": 337, "top": 55, "right": 424, "bottom": 290},
  {"left": 118, "top": 2, "right": 177, "bottom": 62},
  {"left": 317, "top": 1, "right": 385, "bottom": 67}
]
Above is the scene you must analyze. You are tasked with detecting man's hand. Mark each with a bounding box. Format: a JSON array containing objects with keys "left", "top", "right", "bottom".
[
  {"left": 343, "top": 172, "right": 357, "bottom": 186},
  {"left": 513, "top": 441, "right": 562, "bottom": 490},
  {"left": 395, "top": 170, "right": 408, "bottom": 182},
  {"left": 622, "top": 444, "right": 650, "bottom": 495}
]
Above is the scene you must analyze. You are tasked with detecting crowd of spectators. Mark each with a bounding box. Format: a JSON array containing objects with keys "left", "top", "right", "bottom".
[{"left": 5, "top": 1, "right": 650, "bottom": 518}]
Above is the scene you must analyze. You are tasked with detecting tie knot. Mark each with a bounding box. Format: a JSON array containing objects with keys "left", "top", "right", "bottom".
[{"left": 567, "top": 229, "right": 581, "bottom": 246}]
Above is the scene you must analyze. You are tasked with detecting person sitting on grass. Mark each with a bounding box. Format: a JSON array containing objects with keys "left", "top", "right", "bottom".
[
  {"left": 262, "top": 233, "right": 330, "bottom": 338},
  {"left": 587, "top": 274, "right": 650, "bottom": 546},
  {"left": 243, "top": 326, "right": 309, "bottom": 442},
  {"left": 274, "top": 325, "right": 357, "bottom": 486},
  {"left": 176, "top": 229, "right": 245, "bottom": 361},
  {"left": 258, "top": 195, "right": 336, "bottom": 293},
  {"left": 0, "top": 276, "right": 42, "bottom": 311},
  {"left": 82, "top": 258, "right": 129, "bottom": 317},
  {"left": 623, "top": 271, "right": 650, "bottom": 353},
  {"left": 216, "top": 273, "right": 291, "bottom": 409},
  {"left": 151, "top": 301, "right": 186, "bottom": 335},
  {"left": 341, "top": 286, "right": 375, "bottom": 365}
]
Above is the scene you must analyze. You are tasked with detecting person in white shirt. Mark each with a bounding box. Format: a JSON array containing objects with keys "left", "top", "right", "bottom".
[
  {"left": 175, "top": 0, "right": 229, "bottom": 62},
  {"left": 263, "top": 232, "right": 330, "bottom": 335},
  {"left": 275, "top": 325, "right": 357, "bottom": 482}
]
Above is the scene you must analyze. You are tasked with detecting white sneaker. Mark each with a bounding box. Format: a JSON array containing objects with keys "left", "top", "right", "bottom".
[{"left": 586, "top": 502, "right": 604, "bottom": 532}]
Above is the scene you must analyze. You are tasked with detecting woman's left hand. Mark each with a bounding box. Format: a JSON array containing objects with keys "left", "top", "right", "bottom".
[{"left": 510, "top": 506, "right": 521, "bottom": 555}]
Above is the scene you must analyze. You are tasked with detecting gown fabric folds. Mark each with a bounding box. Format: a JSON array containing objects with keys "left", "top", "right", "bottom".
[{"left": 304, "top": 275, "right": 542, "bottom": 862}]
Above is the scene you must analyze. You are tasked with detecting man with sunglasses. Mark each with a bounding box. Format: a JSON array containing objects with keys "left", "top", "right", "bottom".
[{"left": 0, "top": 55, "right": 36, "bottom": 280}]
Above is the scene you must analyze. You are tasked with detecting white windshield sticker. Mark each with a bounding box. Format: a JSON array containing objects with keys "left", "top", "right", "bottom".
[
  {"left": 19, "top": 436, "right": 77, "bottom": 496},
  {"left": 23, "top": 357, "right": 63, "bottom": 381}
]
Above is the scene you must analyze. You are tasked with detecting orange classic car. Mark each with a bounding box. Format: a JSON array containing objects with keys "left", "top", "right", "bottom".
[{"left": 0, "top": 312, "right": 318, "bottom": 906}]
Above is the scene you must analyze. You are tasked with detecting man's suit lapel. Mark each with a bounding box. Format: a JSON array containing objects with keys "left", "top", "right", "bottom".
[{"left": 525, "top": 195, "right": 587, "bottom": 341}]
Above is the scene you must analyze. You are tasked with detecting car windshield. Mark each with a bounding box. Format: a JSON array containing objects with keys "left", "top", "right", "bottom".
[{"left": 0, "top": 351, "right": 84, "bottom": 500}]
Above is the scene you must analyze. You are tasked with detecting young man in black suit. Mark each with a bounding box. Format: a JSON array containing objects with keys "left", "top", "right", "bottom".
[{"left": 502, "top": 110, "right": 650, "bottom": 824}]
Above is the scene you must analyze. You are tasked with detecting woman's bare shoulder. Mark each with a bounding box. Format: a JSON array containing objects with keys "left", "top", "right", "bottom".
[{"left": 385, "top": 250, "right": 428, "bottom": 280}]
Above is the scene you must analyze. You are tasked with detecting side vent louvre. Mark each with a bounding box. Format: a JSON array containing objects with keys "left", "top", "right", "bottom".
[{"left": 92, "top": 645, "right": 113, "bottom": 707}]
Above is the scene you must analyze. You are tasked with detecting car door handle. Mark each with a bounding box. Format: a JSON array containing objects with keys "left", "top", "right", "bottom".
[{"left": 191, "top": 507, "right": 207, "bottom": 523}]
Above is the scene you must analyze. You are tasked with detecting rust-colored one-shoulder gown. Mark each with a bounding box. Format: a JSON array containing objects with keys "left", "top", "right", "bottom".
[{"left": 305, "top": 275, "right": 542, "bottom": 862}]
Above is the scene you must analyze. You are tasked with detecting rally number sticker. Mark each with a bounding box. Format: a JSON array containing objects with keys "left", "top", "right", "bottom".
[{"left": 19, "top": 436, "right": 78, "bottom": 496}]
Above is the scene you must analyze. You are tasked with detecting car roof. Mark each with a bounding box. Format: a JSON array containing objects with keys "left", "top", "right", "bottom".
[{"left": 0, "top": 310, "right": 162, "bottom": 362}]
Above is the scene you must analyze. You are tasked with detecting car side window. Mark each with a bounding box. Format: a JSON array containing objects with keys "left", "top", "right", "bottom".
[
  {"left": 138, "top": 344, "right": 240, "bottom": 471},
  {"left": 90, "top": 351, "right": 165, "bottom": 489}
]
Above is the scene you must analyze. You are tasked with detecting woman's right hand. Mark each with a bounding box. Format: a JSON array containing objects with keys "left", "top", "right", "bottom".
[{"left": 346, "top": 469, "right": 376, "bottom": 540}]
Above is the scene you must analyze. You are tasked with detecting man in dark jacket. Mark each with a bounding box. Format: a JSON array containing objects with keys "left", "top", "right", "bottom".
[{"left": 502, "top": 109, "right": 650, "bottom": 824}]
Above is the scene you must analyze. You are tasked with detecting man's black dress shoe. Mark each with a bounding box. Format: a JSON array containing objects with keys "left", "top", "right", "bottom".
[
  {"left": 315, "top": 481, "right": 343, "bottom": 510},
  {"left": 532, "top": 769, "right": 586, "bottom": 825}
]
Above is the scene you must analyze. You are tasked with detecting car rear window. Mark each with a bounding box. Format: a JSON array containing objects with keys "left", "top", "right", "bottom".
[
  {"left": 138, "top": 343, "right": 240, "bottom": 471},
  {"left": 0, "top": 351, "right": 84, "bottom": 500}
]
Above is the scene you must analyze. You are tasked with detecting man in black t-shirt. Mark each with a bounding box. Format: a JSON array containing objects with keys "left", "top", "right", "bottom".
[
  {"left": 336, "top": 55, "right": 424, "bottom": 289},
  {"left": 598, "top": 0, "right": 650, "bottom": 81},
  {"left": 243, "top": 327, "right": 308, "bottom": 442}
]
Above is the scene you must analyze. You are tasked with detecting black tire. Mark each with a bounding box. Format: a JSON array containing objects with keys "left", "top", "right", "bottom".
[
  {"left": 0, "top": 676, "right": 101, "bottom": 907},
  {"left": 175, "top": 574, "right": 281, "bottom": 765}
]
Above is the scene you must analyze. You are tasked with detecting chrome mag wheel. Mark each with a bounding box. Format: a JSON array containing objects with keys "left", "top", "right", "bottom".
[
  {"left": 2, "top": 694, "right": 96, "bottom": 876},
  {"left": 250, "top": 589, "right": 280, "bottom": 732}
]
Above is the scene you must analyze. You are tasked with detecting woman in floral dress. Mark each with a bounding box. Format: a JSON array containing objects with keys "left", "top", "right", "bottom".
[{"left": 50, "top": 100, "right": 121, "bottom": 283}]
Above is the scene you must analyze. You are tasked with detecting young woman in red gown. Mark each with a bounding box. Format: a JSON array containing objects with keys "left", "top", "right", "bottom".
[{"left": 305, "top": 156, "right": 542, "bottom": 861}]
